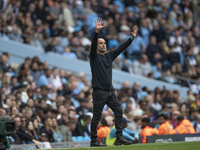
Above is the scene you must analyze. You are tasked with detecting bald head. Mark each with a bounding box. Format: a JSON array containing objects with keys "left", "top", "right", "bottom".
[
  {"left": 122, "top": 81, "right": 130, "bottom": 89},
  {"left": 97, "top": 38, "right": 107, "bottom": 54}
]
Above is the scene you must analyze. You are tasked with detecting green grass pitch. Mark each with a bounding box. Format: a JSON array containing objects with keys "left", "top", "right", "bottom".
[{"left": 48, "top": 141, "right": 200, "bottom": 150}]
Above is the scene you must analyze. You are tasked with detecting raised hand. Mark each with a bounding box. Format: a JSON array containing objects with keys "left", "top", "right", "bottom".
[
  {"left": 131, "top": 25, "right": 138, "bottom": 39},
  {"left": 95, "top": 17, "right": 106, "bottom": 33}
]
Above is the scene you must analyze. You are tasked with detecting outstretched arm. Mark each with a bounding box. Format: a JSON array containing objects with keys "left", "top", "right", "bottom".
[
  {"left": 95, "top": 17, "right": 106, "bottom": 33},
  {"left": 111, "top": 26, "right": 138, "bottom": 61},
  {"left": 131, "top": 26, "right": 138, "bottom": 39},
  {"left": 89, "top": 18, "right": 106, "bottom": 59}
]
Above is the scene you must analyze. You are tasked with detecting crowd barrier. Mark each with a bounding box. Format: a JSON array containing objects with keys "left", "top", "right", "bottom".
[
  {"left": 10, "top": 141, "right": 90, "bottom": 150},
  {"left": 147, "top": 133, "right": 200, "bottom": 143}
]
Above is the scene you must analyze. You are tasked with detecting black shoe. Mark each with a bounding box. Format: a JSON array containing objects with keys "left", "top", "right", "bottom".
[
  {"left": 114, "top": 138, "right": 133, "bottom": 146},
  {"left": 90, "top": 141, "right": 107, "bottom": 147}
]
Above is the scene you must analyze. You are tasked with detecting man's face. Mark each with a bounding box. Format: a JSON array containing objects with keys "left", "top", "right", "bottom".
[
  {"left": 122, "top": 123, "right": 128, "bottom": 128},
  {"left": 62, "top": 115, "right": 69, "bottom": 123},
  {"left": 134, "top": 83, "right": 140, "bottom": 91},
  {"left": 69, "top": 123, "right": 76, "bottom": 131},
  {"left": 47, "top": 118, "right": 53, "bottom": 127},
  {"left": 14, "top": 117, "right": 21, "bottom": 128},
  {"left": 1, "top": 55, "right": 9, "bottom": 64},
  {"left": 159, "top": 116, "right": 165, "bottom": 125},
  {"left": 97, "top": 38, "right": 107, "bottom": 52},
  {"left": 141, "top": 121, "right": 147, "bottom": 128},
  {"left": 45, "top": 69, "right": 51, "bottom": 77}
]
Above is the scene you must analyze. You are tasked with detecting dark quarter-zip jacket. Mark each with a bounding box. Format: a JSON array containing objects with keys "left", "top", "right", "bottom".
[{"left": 89, "top": 32, "right": 133, "bottom": 90}]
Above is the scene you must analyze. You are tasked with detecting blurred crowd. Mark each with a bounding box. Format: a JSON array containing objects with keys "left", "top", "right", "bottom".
[
  {"left": 0, "top": 0, "right": 200, "bottom": 93},
  {"left": 0, "top": 52, "right": 200, "bottom": 145},
  {"left": 1, "top": 0, "right": 200, "bottom": 145}
]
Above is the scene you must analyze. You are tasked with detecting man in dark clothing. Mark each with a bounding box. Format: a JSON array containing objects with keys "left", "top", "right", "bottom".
[
  {"left": 39, "top": 117, "right": 54, "bottom": 142},
  {"left": 57, "top": 111, "right": 69, "bottom": 126},
  {"left": 89, "top": 17, "right": 138, "bottom": 147},
  {"left": 72, "top": 115, "right": 91, "bottom": 137},
  {"left": 12, "top": 116, "right": 41, "bottom": 145},
  {"left": 146, "top": 35, "right": 165, "bottom": 64},
  {"left": 0, "top": 52, "right": 11, "bottom": 73}
]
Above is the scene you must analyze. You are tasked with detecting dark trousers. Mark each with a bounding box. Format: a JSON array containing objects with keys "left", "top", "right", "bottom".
[{"left": 91, "top": 89, "right": 123, "bottom": 142}]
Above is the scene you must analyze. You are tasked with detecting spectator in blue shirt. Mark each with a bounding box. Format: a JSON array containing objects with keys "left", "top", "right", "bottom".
[
  {"left": 63, "top": 47, "right": 77, "bottom": 59},
  {"left": 126, "top": 33, "right": 145, "bottom": 60},
  {"left": 37, "top": 68, "right": 52, "bottom": 88}
]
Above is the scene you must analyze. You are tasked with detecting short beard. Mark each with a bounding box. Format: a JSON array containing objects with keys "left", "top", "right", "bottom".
[{"left": 98, "top": 50, "right": 105, "bottom": 53}]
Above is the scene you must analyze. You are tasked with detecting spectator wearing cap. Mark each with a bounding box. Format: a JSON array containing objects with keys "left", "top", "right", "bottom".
[
  {"left": 106, "top": 117, "right": 139, "bottom": 146},
  {"left": 39, "top": 132, "right": 48, "bottom": 143},
  {"left": 140, "top": 117, "right": 158, "bottom": 143}
]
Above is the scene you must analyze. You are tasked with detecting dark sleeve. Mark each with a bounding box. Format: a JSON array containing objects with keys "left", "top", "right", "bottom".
[
  {"left": 16, "top": 128, "right": 33, "bottom": 141},
  {"left": 146, "top": 45, "right": 154, "bottom": 60},
  {"left": 110, "top": 38, "right": 133, "bottom": 61},
  {"left": 72, "top": 122, "right": 84, "bottom": 136},
  {"left": 89, "top": 32, "right": 98, "bottom": 59}
]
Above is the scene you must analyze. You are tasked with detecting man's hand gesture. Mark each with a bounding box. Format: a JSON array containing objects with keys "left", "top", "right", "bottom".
[
  {"left": 95, "top": 17, "right": 106, "bottom": 33},
  {"left": 131, "top": 25, "right": 138, "bottom": 39}
]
